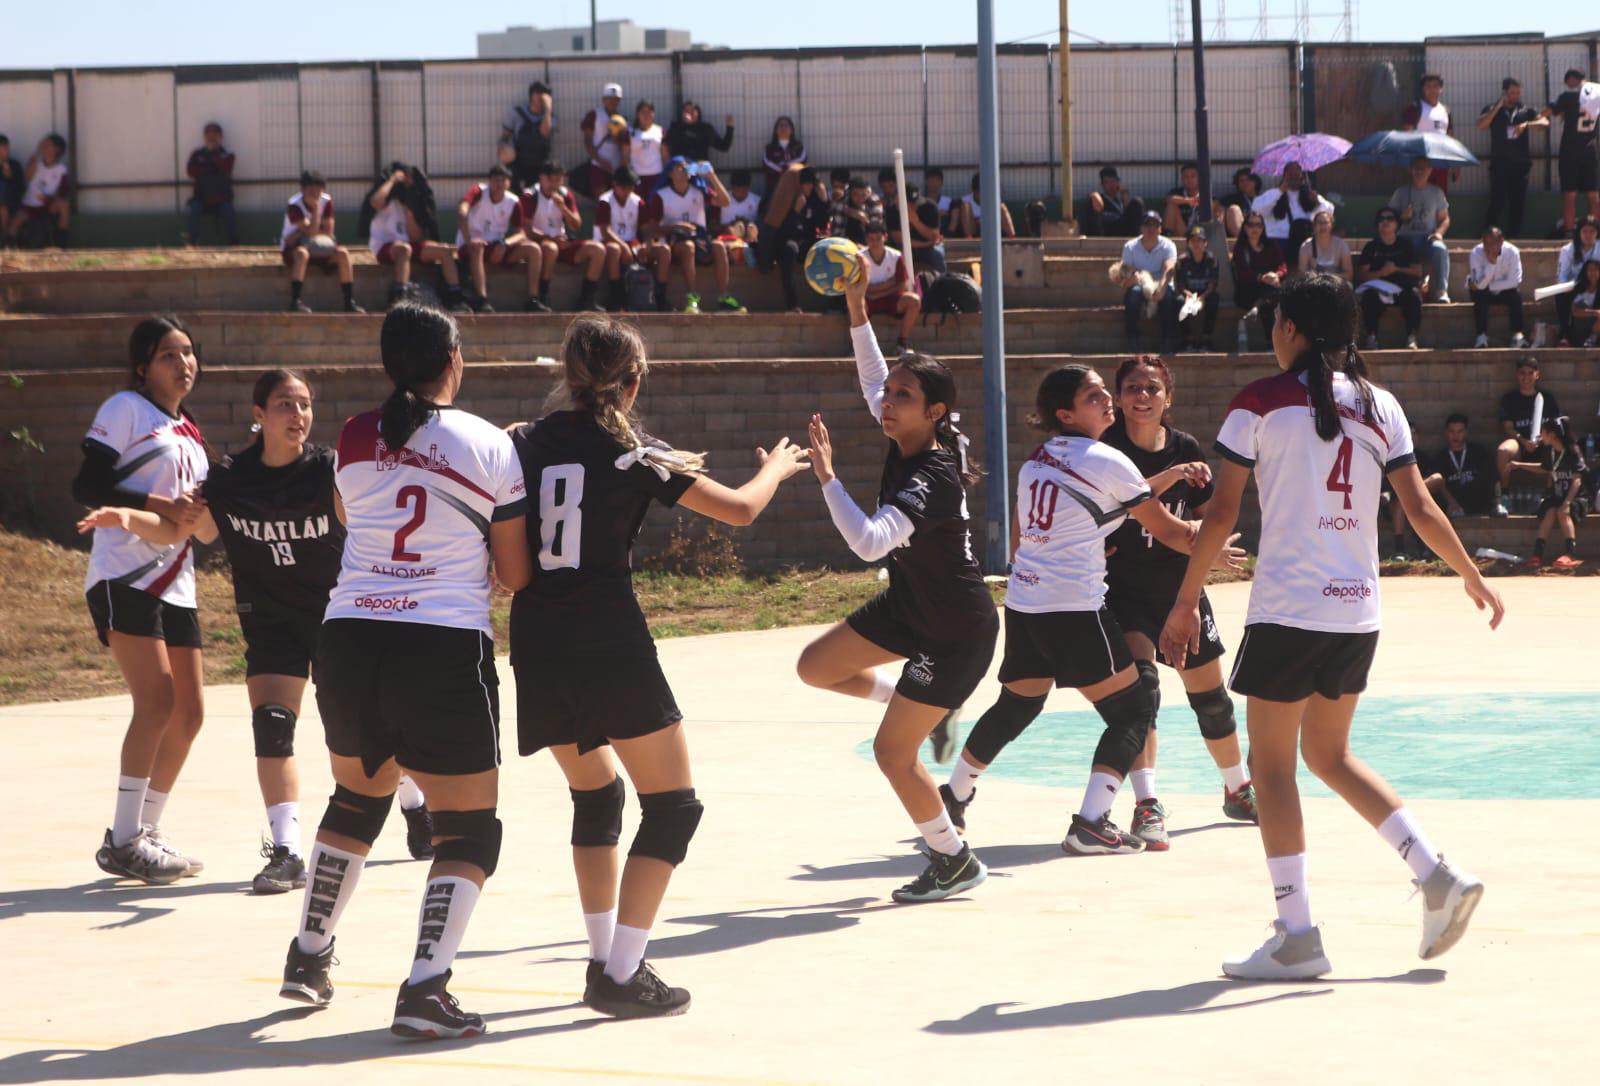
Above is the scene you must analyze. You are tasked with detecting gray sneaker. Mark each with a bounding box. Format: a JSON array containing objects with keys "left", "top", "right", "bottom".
[
  {"left": 1222, "top": 920, "right": 1331, "bottom": 980},
  {"left": 1416, "top": 856, "right": 1484, "bottom": 960},
  {"left": 253, "top": 842, "right": 307, "bottom": 895},
  {"left": 145, "top": 826, "right": 203, "bottom": 877},
  {"left": 95, "top": 828, "right": 188, "bottom": 885}
]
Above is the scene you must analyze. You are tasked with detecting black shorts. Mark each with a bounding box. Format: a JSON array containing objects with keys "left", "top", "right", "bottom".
[
  {"left": 1559, "top": 152, "right": 1599, "bottom": 194},
  {"left": 1105, "top": 584, "right": 1226, "bottom": 671},
  {"left": 239, "top": 607, "right": 323, "bottom": 680},
  {"left": 1536, "top": 494, "right": 1585, "bottom": 521},
  {"left": 514, "top": 651, "right": 682, "bottom": 757},
  {"left": 846, "top": 592, "right": 999, "bottom": 710},
  {"left": 1229, "top": 623, "right": 1379, "bottom": 702},
  {"left": 316, "top": 618, "right": 500, "bottom": 778},
  {"left": 86, "top": 579, "right": 202, "bottom": 649},
  {"left": 997, "top": 606, "right": 1133, "bottom": 689}
]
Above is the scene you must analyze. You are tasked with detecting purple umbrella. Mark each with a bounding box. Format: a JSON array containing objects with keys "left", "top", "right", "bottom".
[{"left": 1253, "top": 133, "right": 1353, "bottom": 176}]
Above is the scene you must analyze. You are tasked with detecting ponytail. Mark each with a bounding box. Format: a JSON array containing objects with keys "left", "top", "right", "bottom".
[
  {"left": 379, "top": 386, "right": 438, "bottom": 451},
  {"left": 1278, "top": 271, "right": 1375, "bottom": 443}
]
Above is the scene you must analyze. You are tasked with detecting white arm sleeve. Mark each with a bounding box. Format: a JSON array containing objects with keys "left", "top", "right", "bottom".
[
  {"left": 822, "top": 478, "right": 914, "bottom": 562},
  {"left": 850, "top": 321, "right": 890, "bottom": 421}
]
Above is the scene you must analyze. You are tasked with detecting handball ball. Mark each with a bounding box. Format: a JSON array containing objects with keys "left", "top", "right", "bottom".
[
  {"left": 607, "top": 113, "right": 628, "bottom": 138},
  {"left": 804, "top": 237, "right": 864, "bottom": 296}
]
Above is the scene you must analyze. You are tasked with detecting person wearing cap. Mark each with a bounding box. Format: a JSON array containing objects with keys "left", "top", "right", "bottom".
[
  {"left": 185, "top": 121, "right": 238, "bottom": 246},
  {"left": 1083, "top": 166, "right": 1144, "bottom": 237},
  {"left": 1173, "top": 225, "right": 1219, "bottom": 351},
  {"left": 579, "top": 81, "right": 631, "bottom": 198},
  {"left": 1114, "top": 210, "right": 1178, "bottom": 345},
  {"left": 861, "top": 218, "right": 922, "bottom": 353}
]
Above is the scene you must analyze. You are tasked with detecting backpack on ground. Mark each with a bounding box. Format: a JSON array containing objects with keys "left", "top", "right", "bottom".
[
  {"left": 624, "top": 263, "right": 657, "bottom": 311},
  {"left": 920, "top": 272, "right": 981, "bottom": 325}
]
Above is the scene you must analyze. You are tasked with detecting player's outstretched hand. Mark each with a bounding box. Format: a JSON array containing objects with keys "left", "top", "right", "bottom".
[
  {"left": 1212, "top": 531, "right": 1247, "bottom": 571},
  {"left": 807, "top": 413, "right": 836, "bottom": 484},
  {"left": 1463, "top": 570, "right": 1505, "bottom": 630},
  {"left": 756, "top": 435, "right": 811, "bottom": 481},
  {"left": 77, "top": 507, "right": 131, "bottom": 534},
  {"left": 1159, "top": 599, "right": 1201, "bottom": 670}
]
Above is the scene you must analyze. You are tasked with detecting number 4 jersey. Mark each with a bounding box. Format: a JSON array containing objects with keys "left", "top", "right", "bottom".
[
  {"left": 1006, "top": 435, "right": 1153, "bottom": 614},
  {"left": 325, "top": 408, "right": 527, "bottom": 634},
  {"left": 1216, "top": 369, "right": 1414, "bottom": 633}
]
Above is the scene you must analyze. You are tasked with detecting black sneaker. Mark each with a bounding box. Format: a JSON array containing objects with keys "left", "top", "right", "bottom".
[
  {"left": 402, "top": 803, "right": 435, "bottom": 860},
  {"left": 523, "top": 296, "right": 553, "bottom": 313},
  {"left": 280, "top": 937, "right": 335, "bottom": 1005},
  {"left": 892, "top": 843, "right": 988, "bottom": 903},
  {"left": 927, "top": 707, "right": 960, "bottom": 764},
  {"left": 253, "top": 842, "right": 307, "bottom": 895},
  {"left": 391, "top": 969, "right": 485, "bottom": 1039},
  {"left": 586, "top": 961, "right": 691, "bottom": 1019},
  {"left": 582, "top": 959, "right": 605, "bottom": 1006},
  {"left": 939, "top": 783, "right": 972, "bottom": 833},
  {"left": 287, "top": 299, "right": 313, "bottom": 314},
  {"left": 1061, "top": 812, "right": 1146, "bottom": 856}
]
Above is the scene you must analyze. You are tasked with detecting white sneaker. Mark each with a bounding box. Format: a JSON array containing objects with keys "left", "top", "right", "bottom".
[
  {"left": 1472, "top": 333, "right": 1489, "bottom": 348},
  {"left": 94, "top": 829, "right": 188, "bottom": 885},
  {"left": 1509, "top": 332, "right": 1528, "bottom": 349},
  {"left": 1223, "top": 921, "right": 1331, "bottom": 980},
  {"left": 145, "top": 825, "right": 204, "bottom": 877},
  {"left": 1416, "top": 856, "right": 1484, "bottom": 960},
  {"left": 1405, "top": 334, "right": 1420, "bottom": 350},
  {"left": 1435, "top": 292, "right": 1451, "bottom": 305}
]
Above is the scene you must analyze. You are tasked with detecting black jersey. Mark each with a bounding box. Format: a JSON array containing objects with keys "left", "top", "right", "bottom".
[
  {"left": 876, "top": 443, "right": 992, "bottom": 641},
  {"left": 1542, "top": 445, "right": 1588, "bottom": 496},
  {"left": 509, "top": 412, "right": 695, "bottom": 658},
  {"left": 1101, "top": 419, "right": 1213, "bottom": 592},
  {"left": 1550, "top": 90, "right": 1598, "bottom": 159},
  {"left": 201, "top": 443, "right": 343, "bottom": 620}
]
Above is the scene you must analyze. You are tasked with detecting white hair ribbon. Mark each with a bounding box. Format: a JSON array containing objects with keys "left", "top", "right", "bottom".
[
  {"left": 615, "top": 444, "right": 689, "bottom": 481},
  {"left": 949, "top": 411, "right": 970, "bottom": 476}
]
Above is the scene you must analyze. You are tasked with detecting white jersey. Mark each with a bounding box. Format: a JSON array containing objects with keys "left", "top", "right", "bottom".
[
  {"left": 82, "top": 391, "right": 209, "bottom": 607},
  {"left": 1006, "top": 435, "right": 1153, "bottom": 614},
  {"left": 1418, "top": 99, "right": 1450, "bottom": 134},
  {"left": 593, "top": 188, "right": 643, "bottom": 242},
  {"left": 523, "top": 187, "right": 574, "bottom": 239},
  {"left": 23, "top": 160, "right": 67, "bottom": 207},
  {"left": 455, "top": 184, "right": 522, "bottom": 246},
  {"left": 281, "top": 191, "right": 333, "bottom": 248},
  {"left": 630, "top": 122, "right": 665, "bottom": 176},
  {"left": 719, "top": 190, "right": 759, "bottom": 224},
  {"left": 863, "top": 245, "right": 908, "bottom": 288},
  {"left": 1216, "top": 369, "right": 1415, "bottom": 634},
  {"left": 326, "top": 407, "right": 527, "bottom": 634},
  {"left": 368, "top": 200, "right": 410, "bottom": 254},
  {"left": 654, "top": 184, "right": 707, "bottom": 230}
]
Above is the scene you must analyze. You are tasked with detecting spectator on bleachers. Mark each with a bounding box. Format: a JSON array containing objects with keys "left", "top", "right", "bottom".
[
  {"left": 758, "top": 166, "right": 830, "bottom": 312},
  {"left": 1233, "top": 210, "right": 1287, "bottom": 340},
  {"left": 629, "top": 100, "right": 667, "bottom": 194},
  {"left": 1423, "top": 413, "right": 1499, "bottom": 517},
  {"left": 1251, "top": 161, "right": 1331, "bottom": 255},
  {"left": 1496, "top": 356, "right": 1560, "bottom": 490},
  {"left": 953, "top": 172, "right": 1015, "bottom": 239},
  {"left": 1357, "top": 208, "right": 1424, "bottom": 350},
  {"left": 1467, "top": 226, "right": 1528, "bottom": 348},
  {"left": 1388, "top": 156, "right": 1452, "bottom": 303},
  {"left": 501, "top": 80, "right": 554, "bottom": 194},
  {"left": 923, "top": 167, "right": 953, "bottom": 231},
  {"left": 878, "top": 167, "right": 902, "bottom": 221},
  {"left": 281, "top": 170, "right": 361, "bottom": 314},
  {"left": 1082, "top": 165, "right": 1144, "bottom": 237},
  {"left": 1114, "top": 210, "right": 1178, "bottom": 346},
  {"left": 647, "top": 156, "right": 741, "bottom": 315},
  {"left": 1173, "top": 225, "right": 1220, "bottom": 351},
  {"left": 1163, "top": 162, "right": 1221, "bottom": 236},
  {"left": 1552, "top": 217, "right": 1600, "bottom": 345},
  {"left": 184, "top": 122, "right": 238, "bottom": 246},
  {"left": 1564, "top": 259, "right": 1600, "bottom": 347},
  {"left": 1540, "top": 69, "right": 1599, "bottom": 233},
  {"left": 0, "top": 135, "right": 24, "bottom": 241},
  {"left": 762, "top": 116, "right": 805, "bottom": 196},
  {"left": 1221, "top": 167, "right": 1261, "bottom": 237},
  {"left": 367, "top": 165, "right": 467, "bottom": 310},
  {"left": 578, "top": 81, "right": 630, "bottom": 198},
  {"left": 1510, "top": 414, "right": 1586, "bottom": 568},
  {"left": 457, "top": 163, "right": 540, "bottom": 313},
  {"left": 861, "top": 219, "right": 922, "bottom": 354},
  {"left": 905, "top": 182, "right": 947, "bottom": 274},
  {"left": 593, "top": 166, "right": 669, "bottom": 311},
  {"left": 830, "top": 177, "right": 882, "bottom": 245},
  {"left": 1477, "top": 77, "right": 1545, "bottom": 238},
  {"left": 522, "top": 160, "right": 606, "bottom": 312},
  {"left": 1297, "top": 209, "right": 1352, "bottom": 280},
  {"left": 665, "top": 101, "right": 733, "bottom": 163},
  {"left": 717, "top": 168, "right": 760, "bottom": 244},
  {"left": 1415, "top": 74, "right": 1456, "bottom": 192},
  {"left": 17, "top": 133, "right": 70, "bottom": 248}
]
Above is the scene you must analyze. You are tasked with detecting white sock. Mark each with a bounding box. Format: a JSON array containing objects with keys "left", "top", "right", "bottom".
[
  {"left": 1376, "top": 808, "right": 1441, "bottom": 881},
  {"left": 1220, "top": 762, "right": 1249, "bottom": 791},
  {"left": 584, "top": 909, "right": 617, "bottom": 962},
  {"left": 867, "top": 670, "right": 897, "bottom": 704},
  {"left": 1077, "top": 772, "right": 1122, "bottom": 823},
  {"left": 914, "top": 810, "right": 964, "bottom": 857},
  {"left": 1267, "top": 853, "right": 1313, "bottom": 935},
  {"left": 605, "top": 923, "right": 651, "bottom": 984},
  {"left": 408, "top": 876, "right": 481, "bottom": 985},
  {"left": 296, "top": 842, "right": 365, "bottom": 954},
  {"left": 267, "top": 802, "right": 301, "bottom": 855},
  {"left": 113, "top": 775, "right": 148, "bottom": 846},
  {"left": 1129, "top": 768, "right": 1158, "bottom": 802},
  {"left": 141, "top": 787, "right": 170, "bottom": 829},
  {"left": 395, "top": 775, "right": 425, "bottom": 811},
  {"left": 946, "top": 755, "right": 984, "bottom": 802}
]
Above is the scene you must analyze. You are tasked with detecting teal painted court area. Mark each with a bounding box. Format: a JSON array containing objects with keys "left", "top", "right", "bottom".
[{"left": 866, "top": 693, "right": 1600, "bottom": 801}]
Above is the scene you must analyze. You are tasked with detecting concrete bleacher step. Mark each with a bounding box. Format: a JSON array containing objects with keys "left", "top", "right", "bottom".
[{"left": 1432, "top": 515, "right": 1600, "bottom": 562}]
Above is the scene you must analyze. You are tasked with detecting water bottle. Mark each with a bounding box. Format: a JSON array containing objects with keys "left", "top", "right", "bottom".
[{"left": 1236, "top": 316, "right": 1250, "bottom": 353}]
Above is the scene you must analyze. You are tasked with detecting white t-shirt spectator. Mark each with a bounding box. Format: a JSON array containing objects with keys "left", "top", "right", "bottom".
[
  {"left": 718, "top": 191, "right": 759, "bottom": 226},
  {"left": 593, "top": 189, "right": 644, "bottom": 243},
  {"left": 368, "top": 200, "right": 410, "bottom": 255},
  {"left": 863, "top": 245, "right": 911, "bottom": 291},
  {"left": 23, "top": 160, "right": 68, "bottom": 207},
  {"left": 1120, "top": 235, "right": 1178, "bottom": 279},
  {"left": 1467, "top": 242, "right": 1522, "bottom": 293},
  {"left": 455, "top": 184, "right": 523, "bottom": 246},
  {"left": 1251, "top": 189, "right": 1335, "bottom": 240},
  {"left": 584, "top": 107, "right": 625, "bottom": 171},
  {"left": 1557, "top": 238, "right": 1600, "bottom": 282},
  {"left": 1298, "top": 233, "right": 1351, "bottom": 274},
  {"left": 1388, "top": 184, "right": 1449, "bottom": 245},
  {"left": 650, "top": 185, "right": 707, "bottom": 231},
  {"left": 281, "top": 191, "right": 334, "bottom": 249},
  {"left": 1418, "top": 99, "right": 1450, "bottom": 134},
  {"left": 521, "top": 187, "right": 578, "bottom": 239},
  {"left": 630, "top": 123, "right": 665, "bottom": 177}
]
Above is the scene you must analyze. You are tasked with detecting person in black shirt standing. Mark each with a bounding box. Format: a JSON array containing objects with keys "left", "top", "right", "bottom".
[
  {"left": 1496, "top": 356, "right": 1561, "bottom": 490},
  {"left": 511, "top": 315, "right": 807, "bottom": 1018},
  {"left": 1542, "top": 69, "right": 1600, "bottom": 232},
  {"left": 798, "top": 254, "right": 999, "bottom": 904},
  {"left": 1477, "top": 78, "right": 1546, "bottom": 238},
  {"left": 1424, "top": 413, "right": 1498, "bottom": 517},
  {"left": 663, "top": 101, "right": 733, "bottom": 164},
  {"left": 1357, "top": 209, "right": 1423, "bottom": 349}
]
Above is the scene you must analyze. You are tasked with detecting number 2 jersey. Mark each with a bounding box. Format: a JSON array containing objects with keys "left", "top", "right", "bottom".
[
  {"left": 1102, "top": 418, "right": 1214, "bottom": 600},
  {"left": 1006, "top": 434, "right": 1153, "bottom": 614},
  {"left": 1216, "top": 369, "right": 1414, "bottom": 634},
  {"left": 82, "top": 390, "right": 209, "bottom": 607},
  {"left": 325, "top": 408, "right": 527, "bottom": 634}
]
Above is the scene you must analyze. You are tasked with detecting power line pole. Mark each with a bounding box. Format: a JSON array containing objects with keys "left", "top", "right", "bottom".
[
  {"left": 976, "top": 0, "right": 1009, "bottom": 574},
  {"left": 1059, "top": 0, "right": 1073, "bottom": 223}
]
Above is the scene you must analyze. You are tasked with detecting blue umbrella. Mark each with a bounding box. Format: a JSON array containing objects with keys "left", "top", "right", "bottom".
[{"left": 1343, "top": 130, "right": 1480, "bottom": 168}]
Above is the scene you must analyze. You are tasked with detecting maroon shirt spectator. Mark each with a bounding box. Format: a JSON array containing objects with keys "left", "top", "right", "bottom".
[
  {"left": 185, "top": 122, "right": 238, "bottom": 245},
  {"left": 762, "top": 116, "right": 806, "bottom": 196},
  {"left": 1233, "top": 211, "right": 1287, "bottom": 334}
]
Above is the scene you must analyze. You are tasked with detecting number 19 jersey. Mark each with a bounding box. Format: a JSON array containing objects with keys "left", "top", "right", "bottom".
[
  {"left": 325, "top": 408, "right": 527, "bottom": 634},
  {"left": 1215, "top": 369, "right": 1414, "bottom": 634}
]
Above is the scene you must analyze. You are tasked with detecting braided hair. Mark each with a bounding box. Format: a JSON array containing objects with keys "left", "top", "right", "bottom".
[{"left": 1276, "top": 271, "right": 1375, "bottom": 442}]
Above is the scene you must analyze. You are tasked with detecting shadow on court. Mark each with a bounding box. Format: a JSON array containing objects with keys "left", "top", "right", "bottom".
[
  {"left": 793, "top": 842, "right": 1069, "bottom": 882},
  {"left": 0, "top": 878, "right": 257, "bottom": 929},
  {"left": 924, "top": 969, "right": 1446, "bottom": 1034},
  {"left": 1170, "top": 820, "right": 1257, "bottom": 838},
  {"left": 0, "top": 1001, "right": 609, "bottom": 1082}
]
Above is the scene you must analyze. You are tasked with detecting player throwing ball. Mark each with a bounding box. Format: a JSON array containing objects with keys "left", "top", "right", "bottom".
[
  {"left": 511, "top": 315, "right": 809, "bottom": 1017},
  {"left": 797, "top": 254, "right": 998, "bottom": 903},
  {"left": 1161, "top": 271, "right": 1501, "bottom": 979},
  {"left": 276, "top": 303, "right": 532, "bottom": 1040}
]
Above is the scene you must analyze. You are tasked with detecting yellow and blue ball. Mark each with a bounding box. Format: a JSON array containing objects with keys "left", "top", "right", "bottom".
[{"left": 804, "top": 237, "right": 864, "bottom": 296}]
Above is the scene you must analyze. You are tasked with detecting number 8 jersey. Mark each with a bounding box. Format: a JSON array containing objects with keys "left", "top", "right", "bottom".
[
  {"left": 1215, "top": 369, "right": 1414, "bottom": 633},
  {"left": 325, "top": 408, "right": 527, "bottom": 634}
]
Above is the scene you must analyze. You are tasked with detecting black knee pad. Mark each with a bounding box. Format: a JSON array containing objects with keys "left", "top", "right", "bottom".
[
  {"left": 1187, "top": 685, "right": 1238, "bottom": 740},
  {"left": 252, "top": 703, "right": 296, "bottom": 758},
  {"left": 571, "top": 776, "right": 625, "bottom": 848},
  {"left": 318, "top": 785, "right": 394, "bottom": 846},
  {"left": 431, "top": 808, "right": 504, "bottom": 878},
  {"left": 1135, "top": 660, "right": 1161, "bottom": 723},
  {"left": 1090, "top": 680, "right": 1156, "bottom": 777},
  {"left": 629, "top": 788, "right": 703, "bottom": 866},
  {"left": 962, "top": 689, "right": 1049, "bottom": 765}
]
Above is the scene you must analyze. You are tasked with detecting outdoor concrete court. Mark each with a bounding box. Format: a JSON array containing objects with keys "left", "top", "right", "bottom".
[{"left": 2, "top": 578, "right": 1595, "bottom": 1085}]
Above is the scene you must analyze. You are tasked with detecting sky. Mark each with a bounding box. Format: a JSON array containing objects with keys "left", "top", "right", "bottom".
[{"left": 4, "top": 2, "right": 1596, "bottom": 67}]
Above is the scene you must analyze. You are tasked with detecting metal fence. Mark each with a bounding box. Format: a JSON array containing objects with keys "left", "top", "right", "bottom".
[{"left": 0, "top": 35, "right": 1595, "bottom": 219}]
